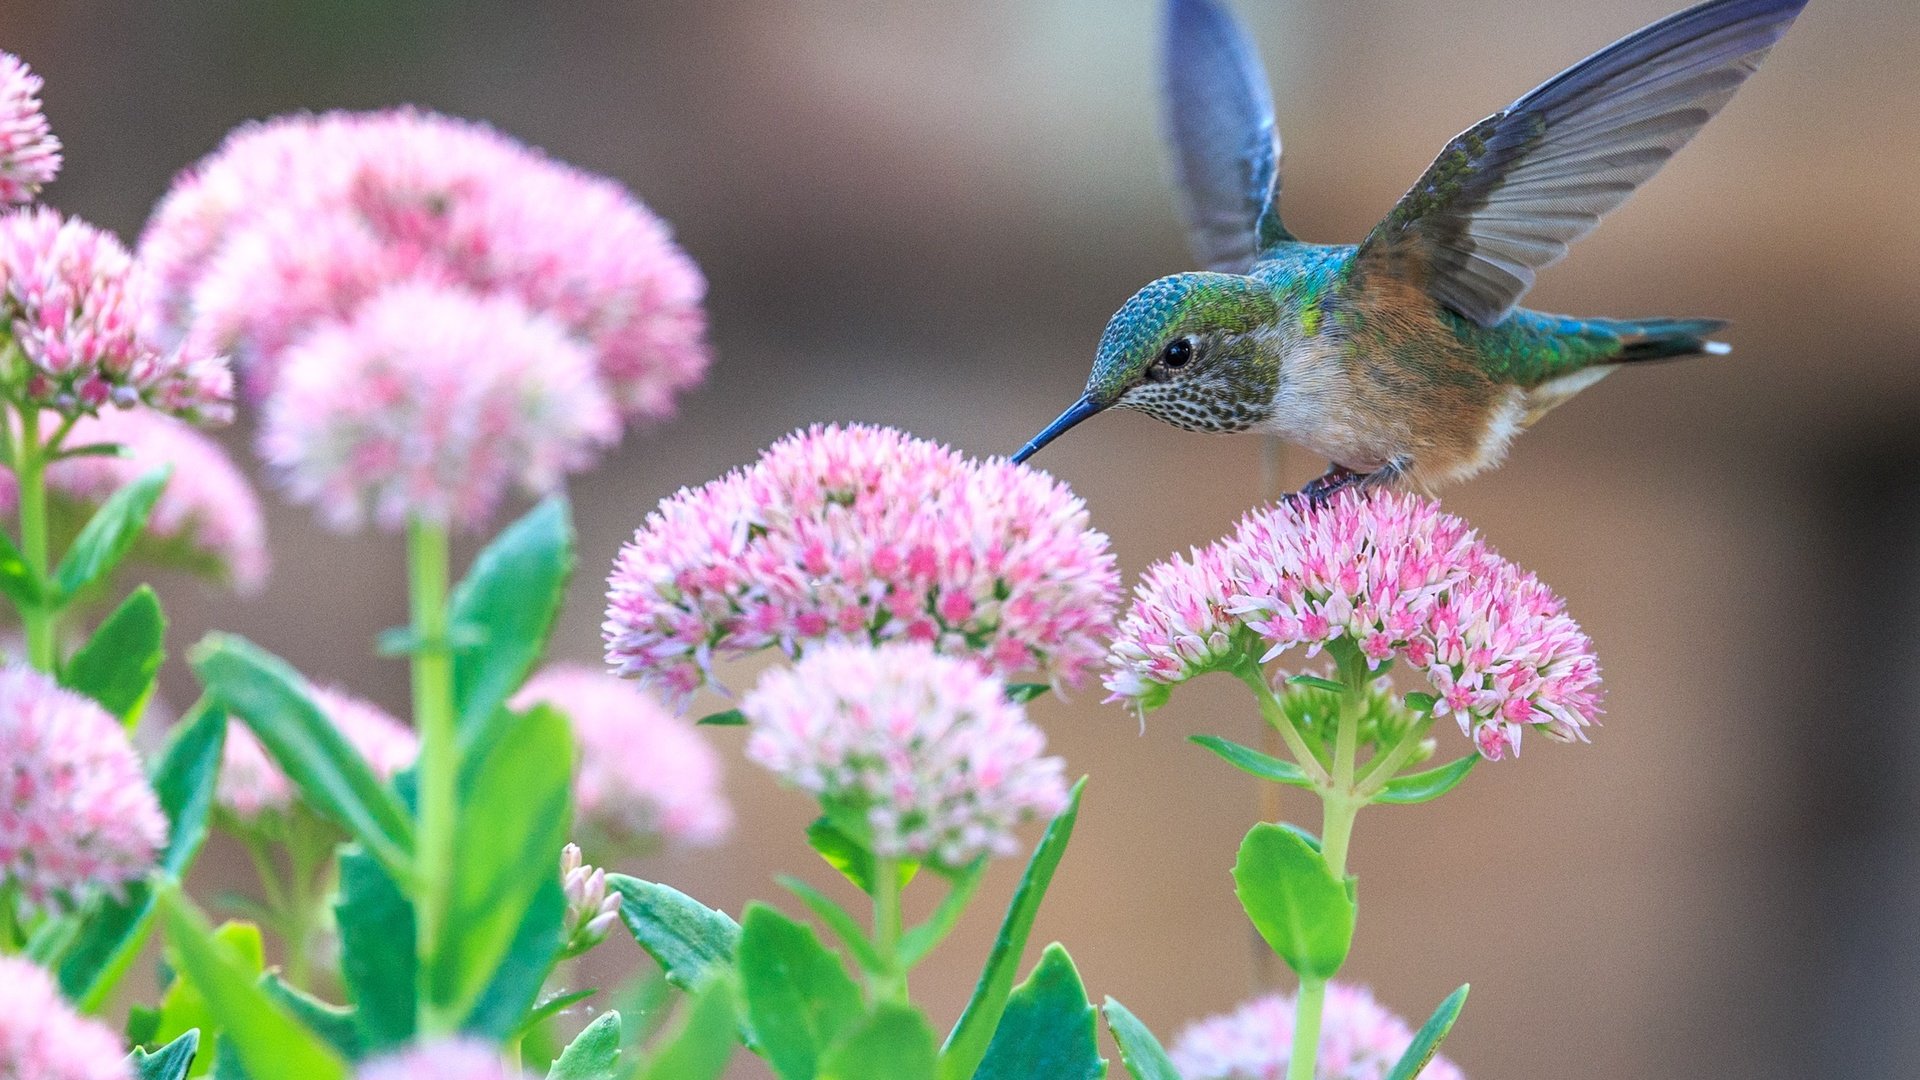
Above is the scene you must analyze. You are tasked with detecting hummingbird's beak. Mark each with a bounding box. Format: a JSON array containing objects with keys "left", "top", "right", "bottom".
[{"left": 1012, "top": 393, "right": 1102, "bottom": 464}]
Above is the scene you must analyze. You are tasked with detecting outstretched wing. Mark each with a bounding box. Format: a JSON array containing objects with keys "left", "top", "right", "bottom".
[
  {"left": 1160, "top": 0, "right": 1292, "bottom": 273},
  {"left": 1355, "top": 0, "right": 1808, "bottom": 326}
]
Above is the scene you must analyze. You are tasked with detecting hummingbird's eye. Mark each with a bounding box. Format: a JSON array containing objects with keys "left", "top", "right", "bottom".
[{"left": 1161, "top": 337, "right": 1194, "bottom": 369}]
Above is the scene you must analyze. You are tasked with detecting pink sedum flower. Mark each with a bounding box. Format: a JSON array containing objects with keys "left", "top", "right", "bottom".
[
  {"left": 0, "top": 410, "right": 268, "bottom": 592},
  {"left": 604, "top": 424, "right": 1119, "bottom": 699},
  {"left": 741, "top": 642, "right": 1069, "bottom": 869},
  {"left": 559, "top": 842, "right": 622, "bottom": 955},
  {"left": 356, "top": 1039, "right": 530, "bottom": 1080},
  {"left": 1170, "top": 983, "right": 1465, "bottom": 1080},
  {"left": 0, "top": 665, "right": 165, "bottom": 918},
  {"left": 258, "top": 282, "right": 617, "bottom": 532},
  {"left": 0, "top": 956, "right": 132, "bottom": 1080},
  {"left": 1106, "top": 492, "right": 1601, "bottom": 760},
  {"left": 0, "top": 54, "right": 59, "bottom": 205},
  {"left": 0, "top": 207, "right": 232, "bottom": 422},
  {"left": 218, "top": 685, "right": 417, "bottom": 824},
  {"left": 140, "top": 108, "right": 709, "bottom": 415},
  {"left": 512, "top": 664, "right": 731, "bottom": 849}
]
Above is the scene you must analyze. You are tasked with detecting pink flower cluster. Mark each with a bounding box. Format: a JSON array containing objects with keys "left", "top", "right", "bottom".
[
  {"left": 741, "top": 642, "right": 1069, "bottom": 869},
  {"left": 0, "top": 410, "right": 268, "bottom": 592},
  {"left": 1170, "top": 983, "right": 1465, "bottom": 1080},
  {"left": 0, "top": 665, "right": 165, "bottom": 917},
  {"left": 604, "top": 424, "right": 1119, "bottom": 699},
  {"left": 258, "top": 283, "right": 617, "bottom": 531},
  {"left": 560, "top": 842, "right": 622, "bottom": 955},
  {"left": 356, "top": 1040, "right": 529, "bottom": 1080},
  {"left": 0, "top": 956, "right": 132, "bottom": 1080},
  {"left": 140, "top": 107, "right": 709, "bottom": 416},
  {"left": 1107, "top": 491, "right": 1601, "bottom": 761},
  {"left": 0, "top": 208, "right": 232, "bottom": 422},
  {"left": 0, "top": 53, "right": 59, "bottom": 204},
  {"left": 512, "top": 664, "right": 731, "bottom": 849},
  {"left": 218, "top": 686, "right": 417, "bottom": 824}
]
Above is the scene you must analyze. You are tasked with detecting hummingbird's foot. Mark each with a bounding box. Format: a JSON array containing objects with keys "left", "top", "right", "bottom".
[{"left": 1295, "top": 465, "right": 1362, "bottom": 509}]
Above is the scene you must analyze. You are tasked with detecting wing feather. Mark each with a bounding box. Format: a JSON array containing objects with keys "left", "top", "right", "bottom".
[{"left": 1355, "top": 0, "right": 1808, "bottom": 325}]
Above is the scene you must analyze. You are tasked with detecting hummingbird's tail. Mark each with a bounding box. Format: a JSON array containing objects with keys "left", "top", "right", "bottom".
[{"left": 1591, "top": 316, "right": 1732, "bottom": 363}]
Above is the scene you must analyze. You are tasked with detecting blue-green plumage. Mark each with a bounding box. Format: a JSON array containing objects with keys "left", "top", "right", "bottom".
[{"left": 1014, "top": 0, "right": 1806, "bottom": 494}]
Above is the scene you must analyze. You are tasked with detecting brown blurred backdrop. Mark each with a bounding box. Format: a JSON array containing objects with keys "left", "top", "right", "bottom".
[{"left": 6, "top": 0, "right": 1919, "bottom": 1076}]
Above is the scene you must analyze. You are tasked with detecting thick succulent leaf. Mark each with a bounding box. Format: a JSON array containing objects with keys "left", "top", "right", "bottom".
[
  {"left": 1373, "top": 755, "right": 1478, "bottom": 805},
  {"left": 972, "top": 944, "right": 1105, "bottom": 1080},
  {"left": 546, "top": 1011, "right": 623, "bottom": 1080},
  {"left": 608, "top": 876, "right": 740, "bottom": 991},
  {"left": 1233, "top": 822, "right": 1354, "bottom": 980},
  {"left": 129, "top": 1030, "right": 201, "bottom": 1080},
  {"left": 61, "top": 584, "right": 165, "bottom": 726},
  {"left": 1190, "top": 734, "right": 1313, "bottom": 788},
  {"left": 449, "top": 496, "right": 573, "bottom": 750},
  {"left": 939, "top": 777, "right": 1086, "bottom": 1080},
  {"left": 635, "top": 977, "right": 737, "bottom": 1080},
  {"left": 736, "top": 903, "right": 864, "bottom": 1080},
  {"left": 820, "top": 1004, "right": 938, "bottom": 1080},
  {"left": 53, "top": 467, "right": 169, "bottom": 601},
  {"left": 1102, "top": 998, "right": 1180, "bottom": 1080},
  {"left": 1386, "top": 985, "right": 1470, "bottom": 1080}
]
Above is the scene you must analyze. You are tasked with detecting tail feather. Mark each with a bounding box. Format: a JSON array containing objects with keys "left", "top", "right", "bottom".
[{"left": 1598, "top": 316, "right": 1731, "bottom": 362}]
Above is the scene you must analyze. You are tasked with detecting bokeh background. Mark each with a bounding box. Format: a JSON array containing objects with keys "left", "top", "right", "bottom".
[{"left": 7, "top": 0, "right": 1919, "bottom": 1075}]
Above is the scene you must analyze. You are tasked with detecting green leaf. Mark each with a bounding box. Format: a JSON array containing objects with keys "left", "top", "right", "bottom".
[
  {"left": 1233, "top": 822, "right": 1354, "bottom": 980},
  {"left": 0, "top": 526, "right": 39, "bottom": 609},
  {"left": 1102, "top": 998, "right": 1179, "bottom": 1080},
  {"left": 547, "top": 1011, "right": 622, "bottom": 1080},
  {"left": 805, "top": 818, "right": 916, "bottom": 896},
  {"left": 695, "top": 709, "right": 745, "bottom": 726},
  {"left": 898, "top": 860, "right": 987, "bottom": 969},
  {"left": 1190, "top": 734, "right": 1314, "bottom": 788},
  {"left": 449, "top": 496, "right": 573, "bottom": 748},
  {"left": 334, "top": 847, "right": 415, "bottom": 1051},
  {"left": 1374, "top": 755, "right": 1478, "bottom": 805},
  {"left": 736, "top": 903, "right": 865, "bottom": 1080},
  {"left": 608, "top": 875, "right": 740, "bottom": 991},
  {"left": 940, "top": 777, "right": 1086, "bottom": 1080},
  {"left": 154, "top": 889, "right": 348, "bottom": 1080},
  {"left": 776, "top": 875, "right": 885, "bottom": 974},
  {"left": 191, "top": 634, "right": 415, "bottom": 881},
  {"left": 636, "top": 976, "right": 737, "bottom": 1080},
  {"left": 130, "top": 1029, "right": 200, "bottom": 1080},
  {"left": 61, "top": 585, "right": 167, "bottom": 727},
  {"left": 427, "top": 703, "right": 574, "bottom": 1024},
  {"left": 973, "top": 944, "right": 1105, "bottom": 1080},
  {"left": 512, "top": 989, "right": 596, "bottom": 1043},
  {"left": 261, "top": 976, "right": 360, "bottom": 1060},
  {"left": 1288, "top": 673, "right": 1348, "bottom": 693},
  {"left": 1385, "top": 985, "right": 1469, "bottom": 1080},
  {"left": 61, "top": 702, "right": 225, "bottom": 1010},
  {"left": 53, "top": 467, "right": 169, "bottom": 601},
  {"left": 1004, "top": 683, "right": 1050, "bottom": 704},
  {"left": 1403, "top": 691, "right": 1438, "bottom": 714},
  {"left": 462, "top": 874, "right": 566, "bottom": 1038},
  {"left": 54, "top": 440, "right": 131, "bottom": 460},
  {"left": 820, "top": 1004, "right": 938, "bottom": 1080},
  {"left": 153, "top": 920, "right": 261, "bottom": 1078}
]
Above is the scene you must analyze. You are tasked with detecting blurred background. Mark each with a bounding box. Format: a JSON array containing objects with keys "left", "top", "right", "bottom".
[{"left": 6, "top": 0, "right": 1918, "bottom": 1075}]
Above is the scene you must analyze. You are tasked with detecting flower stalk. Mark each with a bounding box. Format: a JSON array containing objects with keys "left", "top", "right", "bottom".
[
  {"left": 408, "top": 515, "right": 457, "bottom": 1033},
  {"left": 12, "top": 403, "right": 55, "bottom": 671},
  {"left": 871, "top": 857, "right": 907, "bottom": 1005}
]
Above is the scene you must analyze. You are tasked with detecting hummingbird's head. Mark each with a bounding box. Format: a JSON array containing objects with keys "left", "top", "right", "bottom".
[{"left": 1013, "top": 272, "right": 1278, "bottom": 463}]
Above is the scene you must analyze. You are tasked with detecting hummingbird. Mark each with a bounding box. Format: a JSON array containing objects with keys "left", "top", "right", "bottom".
[{"left": 1013, "top": 0, "right": 1808, "bottom": 499}]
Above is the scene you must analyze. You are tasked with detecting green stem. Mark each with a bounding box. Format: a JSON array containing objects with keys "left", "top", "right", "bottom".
[
  {"left": 870, "top": 858, "right": 907, "bottom": 1005},
  {"left": 0, "top": 883, "right": 19, "bottom": 954},
  {"left": 1352, "top": 718, "right": 1433, "bottom": 799},
  {"left": 13, "top": 406, "right": 55, "bottom": 671},
  {"left": 1234, "top": 660, "right": 1331, "bottom": 788},
  {"left": 408, "top": 517, "right": 458, "bottom": 1034},
  {"left": 1286, "top": 977, "right": 1327, "bottom": 1080}
]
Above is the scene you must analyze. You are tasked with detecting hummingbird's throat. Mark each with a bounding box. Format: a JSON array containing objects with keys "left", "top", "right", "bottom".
[{"left": 1120, "top": 381, "right": 1270, "bottom": 434}]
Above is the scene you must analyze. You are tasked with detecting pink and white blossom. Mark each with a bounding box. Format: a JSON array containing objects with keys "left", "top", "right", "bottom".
[
  {"left": 513, "top": 664, "right": 731, "bottom": 849},
  {"left": 0, "top": 665, "right": 165, "bottom": 918},
  {"left": 140, "top": 108, "right": 709, "bottom": 415},
  {"left": 0, "top": 207, "right": 231, "bottom": 422},
  {"left": 0, "top": 956, "right": 132, "bottom": 1080},
  {"left": 258, "top": 282, "right": 617, "bottom": 532},
  {"left": 741, "top": 642, "right": 1069, "bottom": 869},
  {"left": 604, "top": 424, "right": 1119, "bottom": 699},
  {"left": 356, "top": 1039, "right": 529, "bottom": 1080},
  {"left": 1107, "top": 492, "right": 1601, "bottom": 760},
  {"left": 0, "top": 53, "right": 59, "bottom": 205},
  {"left": 1170, "top": 983, "right": 1466, "bottom": 1080}
]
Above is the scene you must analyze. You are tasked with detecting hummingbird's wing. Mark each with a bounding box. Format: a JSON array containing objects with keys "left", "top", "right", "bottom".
[
  {"left": 1353, "top": 0, "right": 1807, "bottom": 327},
  {"left": 1160, "top": 0, "right": 1291, "bottom": 274}
]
